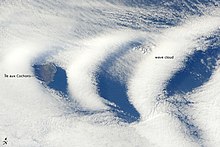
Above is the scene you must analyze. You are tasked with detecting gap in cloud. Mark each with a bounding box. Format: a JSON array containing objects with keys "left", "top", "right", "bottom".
[
  {"left": 96, "top": 41, "right": 143, "bottom": 123},
  {"left": 97, "top": 72, "right": 140, "bottom": 123},
  {"left": 165, "top": 46, "right": 220, "bottom": 97},
  {"left": 33, "top": 63, "right": 69, "bottom": 99}
]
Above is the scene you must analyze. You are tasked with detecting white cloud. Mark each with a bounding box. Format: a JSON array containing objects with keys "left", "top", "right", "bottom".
[{"left": 0, "top": 1, "right": 220, "bottom": 147}]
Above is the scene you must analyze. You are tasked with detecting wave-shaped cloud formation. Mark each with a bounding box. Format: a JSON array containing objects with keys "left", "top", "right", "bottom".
[{"left": 0, "top": 0, "right": 220, "bottom": 146}]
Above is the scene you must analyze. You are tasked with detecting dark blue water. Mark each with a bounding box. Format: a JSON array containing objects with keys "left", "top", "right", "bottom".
[
  {"left": 33, "top": 64, "right": 68, "bottom": 97},
  {"left": 165, "top": 47, "right": 220, "bottom": 97},
  {"left": 97, "top": 72, "right": 140, "bottom": 123},
  {"left": 96, "top": 41, "right": 142, "bottom": 123}
]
